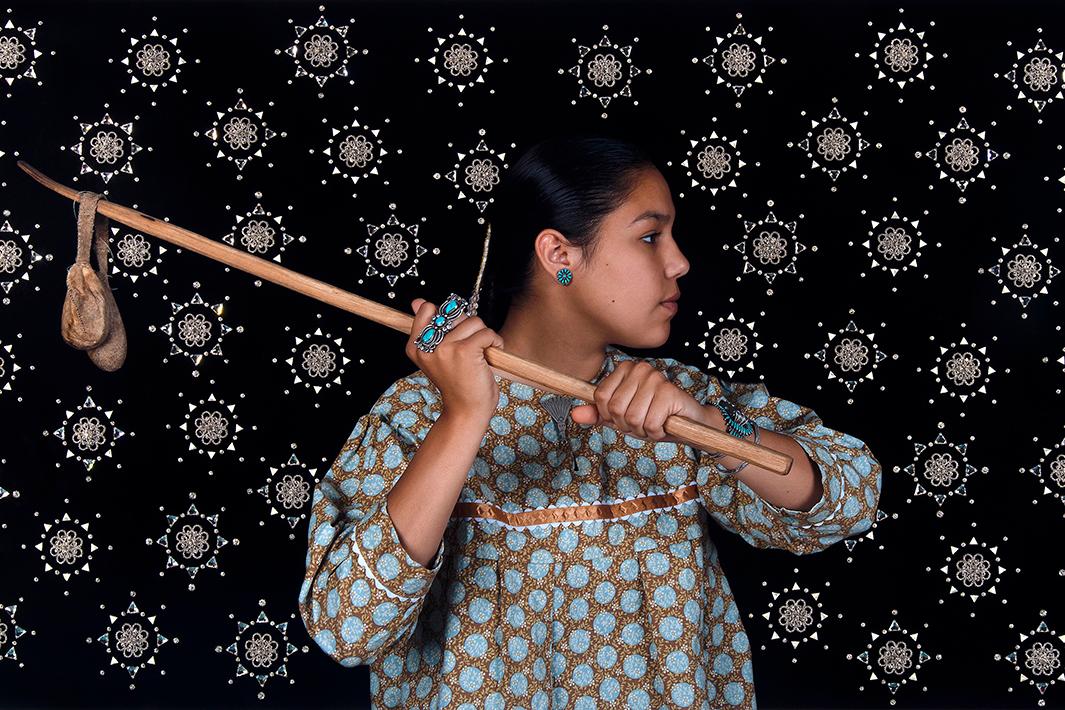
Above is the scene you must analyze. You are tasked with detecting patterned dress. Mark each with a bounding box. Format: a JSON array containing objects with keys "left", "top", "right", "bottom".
[{"left": 299, "top": 344, "right": 883, "bottom": 709}]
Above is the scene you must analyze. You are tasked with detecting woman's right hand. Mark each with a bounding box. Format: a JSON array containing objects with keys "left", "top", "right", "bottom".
[{"left": 405, "top": 297, "right": 504, "bottom": 422}]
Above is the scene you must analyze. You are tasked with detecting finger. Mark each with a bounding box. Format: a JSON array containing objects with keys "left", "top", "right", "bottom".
[
  {"left": 409, "top": 298, "right": 472, "bottom": 354},
  {"left": 442, "top": 312, "right": 488, "bottom": 343},
  {"left": 624, "top": 371, "right": 661, "bottom": 439},
  {"left": 406, "top": 300, "right": 440, "bottom": 357},
  {"left": 569, "top": 403, "right": 601, "bottom": 426},
  {"left": 646, "top": 406, "right": 670, "bottom": 440},
  {"left": 594, "top": 361, "right": 633, "bottom": 428},
  {"left": 617, "top": 366, "right": 656, "bottom": 438},
  {"left": 418, "top": 300, "right": 444, "bottom": 334},
  {"left": 650, "top": 377, "right": 696, "bottom": 442},
  {"left": 608, "top": 365, "right": 645, "bottom": 434},
  {"left": 457, "top": 325, "right": 504, "bottom": 355},
  {"left": 643, "top": 388, "right": 673, "bottom": 441},
  {"left": 621, "top": 374, "right": 656, "bottom": 440}
]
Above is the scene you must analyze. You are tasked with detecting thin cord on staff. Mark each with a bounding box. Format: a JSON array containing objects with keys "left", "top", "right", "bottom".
[{"left": 467, "top": 221, "right": 492, "bottom": 316}]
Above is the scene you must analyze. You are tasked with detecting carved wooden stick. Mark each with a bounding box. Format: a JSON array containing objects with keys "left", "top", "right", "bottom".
[{"left": 17, "top": 159, "right": 793, "bottom": 476}]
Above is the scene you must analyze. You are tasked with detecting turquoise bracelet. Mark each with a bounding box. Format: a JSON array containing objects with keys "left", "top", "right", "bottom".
[
  {"left": 711, "top": 420, "right": 760, "bottom": 475},
  {"left": 714, "top": 396, "right": 755, "bottom": 438},
  {"left": 709, "top": 396, "right": 759, "bottom": 475}
]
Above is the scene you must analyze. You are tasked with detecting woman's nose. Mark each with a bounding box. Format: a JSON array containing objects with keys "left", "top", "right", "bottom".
[{"left": 670, "top": 245, "right": 690, "bottom": 278}]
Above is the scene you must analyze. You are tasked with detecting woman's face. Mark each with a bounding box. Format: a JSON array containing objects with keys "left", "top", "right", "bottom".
[{"left": 572, "top": 167, "right": 691, "bottom": 348}]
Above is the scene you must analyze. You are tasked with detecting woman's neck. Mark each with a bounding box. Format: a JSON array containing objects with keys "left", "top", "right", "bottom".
[{"left": 495, "top": 302, "right": 608, "bottom": 384}]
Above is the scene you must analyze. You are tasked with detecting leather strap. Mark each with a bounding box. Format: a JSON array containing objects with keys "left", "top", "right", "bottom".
[{"left": 75, "top": 191, "right": 111, "bottom": 283}]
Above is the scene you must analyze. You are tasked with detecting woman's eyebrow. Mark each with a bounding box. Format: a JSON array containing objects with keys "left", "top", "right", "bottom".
[{"left": 629, "top": 210, "right": 673, "bottom": 226}]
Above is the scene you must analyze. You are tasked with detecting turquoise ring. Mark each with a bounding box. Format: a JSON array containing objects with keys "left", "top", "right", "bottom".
[{"left": 415, "top": 293, "right": 470, "bottom": 353}]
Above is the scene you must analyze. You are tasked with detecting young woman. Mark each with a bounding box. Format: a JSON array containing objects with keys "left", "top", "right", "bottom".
[{"left": 299, "top": 133, "right": 883, "bottom": 709}]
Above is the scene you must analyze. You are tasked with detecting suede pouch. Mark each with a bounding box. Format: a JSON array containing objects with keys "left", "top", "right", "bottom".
[{"left": 59, "top": 191, "right": 126, "bottom": 371}]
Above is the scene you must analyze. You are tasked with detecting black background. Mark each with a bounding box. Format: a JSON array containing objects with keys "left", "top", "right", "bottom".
[{"left": 1, "top": 0, "right": 1063, "bottom": 708}]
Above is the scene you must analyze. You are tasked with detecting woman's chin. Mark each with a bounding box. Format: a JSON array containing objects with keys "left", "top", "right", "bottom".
[{"left": 636, "top": 324, "right": 671, "bottom": 349}]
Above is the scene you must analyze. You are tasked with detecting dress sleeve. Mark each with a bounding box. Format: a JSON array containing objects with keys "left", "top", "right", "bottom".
[
  {"left": 298, "top": 375, "right": 445, "bottom": 666},
  {"left": 656, "top": 356, "right": 883, "bottom": 556}
]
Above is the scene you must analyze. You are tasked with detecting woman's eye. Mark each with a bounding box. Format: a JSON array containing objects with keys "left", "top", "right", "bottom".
[{"left": 641, "top": 232, "right": 659, "bottom": 244}]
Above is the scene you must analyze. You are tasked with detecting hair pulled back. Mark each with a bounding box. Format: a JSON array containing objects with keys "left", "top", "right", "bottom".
[{"left": 477, "top": 132, "right": 657, "bottom": 331}]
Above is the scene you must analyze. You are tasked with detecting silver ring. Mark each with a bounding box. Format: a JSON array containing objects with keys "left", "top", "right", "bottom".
[{"left": 415, "top": 293, "right": 470, "bottom": 354}]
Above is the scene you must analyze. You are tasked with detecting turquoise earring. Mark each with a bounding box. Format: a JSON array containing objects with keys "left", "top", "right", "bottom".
[{"left": 556, "top": 268, "right": 573, "bottom": 286}]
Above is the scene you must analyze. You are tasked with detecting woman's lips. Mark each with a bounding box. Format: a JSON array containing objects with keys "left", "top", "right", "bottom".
[{"left": 661, "top": 300, "right": 678, "bottom": 314}]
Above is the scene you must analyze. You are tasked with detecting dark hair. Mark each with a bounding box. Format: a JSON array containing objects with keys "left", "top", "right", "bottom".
[{"left": 476, "top": 132, "right": 658, "bottom": 331}]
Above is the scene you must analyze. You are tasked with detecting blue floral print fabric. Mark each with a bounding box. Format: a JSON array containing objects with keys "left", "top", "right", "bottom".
[{"left": 299, "top": 344, "right": 883, "bottom": 708}]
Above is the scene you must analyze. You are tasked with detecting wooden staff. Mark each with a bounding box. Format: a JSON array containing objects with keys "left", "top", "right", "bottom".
[{"left": 16, "top": 160, "right": 793, "bottom": 476}]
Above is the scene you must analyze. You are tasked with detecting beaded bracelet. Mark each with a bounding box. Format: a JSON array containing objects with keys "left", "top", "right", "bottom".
[
  {"left": 712, "top": 421, "right": 760, "bottom": 476},
  {"left": 706, "top": 396, "right": 760, "bottom": 475},
  {"left": 715, "top": 395, "right": 755, "bottom": 438}
]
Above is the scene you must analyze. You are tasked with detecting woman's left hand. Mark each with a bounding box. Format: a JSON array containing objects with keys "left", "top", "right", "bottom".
[{"left": 569, "top": 360, "right": 711, "bottom": 443}]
